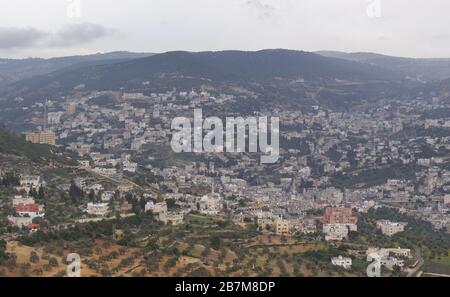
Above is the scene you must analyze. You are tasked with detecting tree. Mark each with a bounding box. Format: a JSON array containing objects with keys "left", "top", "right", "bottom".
[
  {"left": 0, "top": 240, "right": 8, "bottom": 261},
  {"left": 0, "top": 171, "right": 20, "bottom": 187},
  {"left": 139, "top": 197, "right": 146, "bottom": 211},
  {"left": 89, "top": 189, "right": 96, "bottom": 202},
  {"left": 29, "top": 251, "right": 40, "bottom": 264},
  {"left": 48, "top": 257, "right": 59, "bottom": 267},
  {"left": 210, "top": 236, "right": 221, "bottom": 250},
  {"left": 30, "top": 187, "right": 37, "bottom": 199},
  {"left": 69, "top": 181, "right": 84, "bottom": 202},
  {"left": 38, "top": 186, "right": 45, "bottom": 200}
]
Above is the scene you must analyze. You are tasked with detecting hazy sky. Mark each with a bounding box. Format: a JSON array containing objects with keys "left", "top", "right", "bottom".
[{"left": 1, "top": 0, "right": 449, "bottom": 59}]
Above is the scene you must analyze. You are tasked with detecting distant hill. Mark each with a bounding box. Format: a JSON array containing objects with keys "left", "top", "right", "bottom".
[
  {"left": 1, "top": 49, "right": 401, "bottom": 101},
  {"left": 316, "top": 51, "right": 450, "bottom": 82},
  {"left": 0, "top": 51, "right": 154, "bottom": 85},
  {"left": 0, "top": 127, "right": 75, "bottom": 165}
]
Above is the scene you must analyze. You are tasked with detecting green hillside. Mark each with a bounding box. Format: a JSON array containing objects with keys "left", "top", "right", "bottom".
[{"left": 0, "top": 127, "right": 76, "bottom": 165}]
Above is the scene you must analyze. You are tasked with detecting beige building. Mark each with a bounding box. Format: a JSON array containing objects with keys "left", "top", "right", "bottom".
[
  {"left": 376, "top": 220, "right": 407, "bottom": 236},
  {"left": 274, "top": 219, "right": 290, "bottom": 236},
  {"left": 323, "top": 223, "right": 357, "bottom": 241},
  {"left": 12, "top": 195, "right": 35, "bottom": 207},
  {"left": 25, "top": 131, "right": 56, "bottom": 145},
  {"left": 86, "top": 202, "right": 109, "bottom": 217}
]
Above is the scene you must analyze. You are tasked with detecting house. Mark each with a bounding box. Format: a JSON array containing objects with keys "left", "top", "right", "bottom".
[
  {"left": 444, "top": 194, "right": 450, "bottom": 205},
  {"left": 86, "top": 202, "right": 109, "bottom": 216},
  {"left": 145, "top": 201, "right": 168, "bottom": 214},
  {"left": 20, "top": 175, "right": 41, "bottom": 188},
  {"left": 376, "top": 220, "right": 407, "bottom": 236},
  {"left": 322, "top": 207, "right": 358, "bottom": 225},
  {"left": 257, "top": 218, "right": 273, "bottom": 231},
  {"left": 160, "top": 212, "right": 184, "bottom": 225},
  {"left": 7, "top": 216, "right": 33, "bottom": 228},
  {"left": 381, "top": 257, "right": 405, "bottom": 269},
  {"left": 199, "top": 193, "right": 222, "bottom": 215},
  {"left": 323, "top": 223, "right": 356, "bottom": 241},
  {"left": 78, "top": 160, "right": 90, "bottom": 168},
  {"left": 101, "top": 191, "right": 115, "bottom": 202},
  {"left": 16, "top": 204, "right": 45, "bottom": 218},
  {"left": 366, "top": 247, "right": 411, "bottom": 270},
  {"left": 87, "top": 184, "right": 104, "bottom": 194},
  {"left": 145, "top": 201, "right": 183, "bottom": 225},
  {"left": 331, "top": 256, "right": 352, "bottom": 269},
  {"left": 274, "top": 218, "right": 290, "bottom": 236},
  {"left": 25, "top": 224, "right": 40, "bottom": 234},
  {"left": 12, "top": 195, "right": 35, "bottom": 206}
]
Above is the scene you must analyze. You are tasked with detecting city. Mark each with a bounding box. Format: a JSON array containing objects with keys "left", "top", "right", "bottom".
[{"left": 0, "top": 0, "right": 449, "bottom": 290}]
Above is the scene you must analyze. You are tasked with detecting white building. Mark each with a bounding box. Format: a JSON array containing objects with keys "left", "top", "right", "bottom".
[
  {"left": 199, "top": 193, "right": 222, "bottom": 215},
  {"left": 86, "top": 202, "right": 109, "bottom": 217},
  {"left": 323, "top": 223, "right": 357, "bottom": 241},
  {"left": 101, "top": 191, "right": 115, "bottom": 202},
  {"left": 331, "top": 256, "right": 352, "bottom": 269},
  {"left": 376, "top": 220, "right": 407, "bottom": 236},
  {"left": 7, "top": 216, "right": 33, "bottom": 228},
  {"left": 160, "top": 212, "right": 184, "bottom": 225},
  {"left": 20, "top": 175, "right": 41, "bottom": 188},
  {"left": 16, "top": 204, "right": 45, "bottom": 219},
  {"left": 12, "top": 195, "right": 35, "bottom": 207},
  {"left": 145, "top": 201, "right": 168, "bottom": 214},
  {"left": 367, "top": 247, "right": 411, "bottom": 270}
]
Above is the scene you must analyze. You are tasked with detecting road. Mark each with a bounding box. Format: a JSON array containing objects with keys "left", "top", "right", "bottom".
[{"left": 407, "top": 246, "right": 424, "bottom": 277}]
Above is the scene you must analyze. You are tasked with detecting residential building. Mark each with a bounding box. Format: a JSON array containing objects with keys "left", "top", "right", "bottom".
[
  {"left": 331, "top": 256, "right": 352, "bottom": 269},
  {"left": 376, "top": 220, "right": 407, "bottom": 236},
  {"left": 86, "top": 202, "right": 109, "bottom": 216}
]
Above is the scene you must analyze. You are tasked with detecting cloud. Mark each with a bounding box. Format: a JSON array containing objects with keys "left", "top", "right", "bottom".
[
  {"left": 0, "top": 23, "right": 118, "bottom": 49},
  {"left": 0, "top": 27, "right": 48, "bottom": 49},
  {"left": 49, "top": 23, "right": 119, "bottom": 47},
  {"left": 244, "top": 0, "right": 276, "bottom": 19}
]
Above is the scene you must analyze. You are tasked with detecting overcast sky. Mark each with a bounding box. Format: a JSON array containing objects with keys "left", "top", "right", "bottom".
[{"left": 1, "top": 0, "right": 449, "bottom": 59}]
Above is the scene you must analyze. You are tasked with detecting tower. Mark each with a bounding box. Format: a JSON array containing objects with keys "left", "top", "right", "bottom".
[
  {"left": 43, "top": 98, "right": 48, "bottom": 131},
  {"left": 290, "top": 175, "right": 298, "bottom": 200}
]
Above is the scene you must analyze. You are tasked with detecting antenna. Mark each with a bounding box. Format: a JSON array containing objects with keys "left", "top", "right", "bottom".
[{"left": 43, "top": 98, "right": 48, "bottom": 131}]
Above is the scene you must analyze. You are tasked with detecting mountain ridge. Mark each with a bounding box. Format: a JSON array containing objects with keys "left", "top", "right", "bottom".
[
  {"left": 316, "top": 50, "right": 450, "bottom": 82},
  {"left": 1, "top": 49, "right": 402, "bottom": 102}
]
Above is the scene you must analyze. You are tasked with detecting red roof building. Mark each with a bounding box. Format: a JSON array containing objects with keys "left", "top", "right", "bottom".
[{"left": 322, "top": 207, "right": 358, "bottom": 225}]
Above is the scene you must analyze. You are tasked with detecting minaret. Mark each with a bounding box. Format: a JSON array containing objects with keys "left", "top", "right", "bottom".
[
  {"left": 292, "top": 176, "right": 297, "bottom": 195},
  {"left": 43, "top": 98, "right": 48, "bottom": 131},
  {"left": 291, "top": 176, "right": 297, "bottom": 200}
]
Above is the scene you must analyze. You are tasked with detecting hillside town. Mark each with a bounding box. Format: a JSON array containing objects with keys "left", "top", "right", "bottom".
[{"left": 0, "top": 83, "right": 448, "bottom": 276}]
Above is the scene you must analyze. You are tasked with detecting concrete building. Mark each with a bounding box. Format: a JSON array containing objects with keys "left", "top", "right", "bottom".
[
  {"left": 12, "top": 195, "right": 35, "bottom": 207},
  {"left": 7, "top": 216, "right": 33, "bottom": 228},
  {"left": 376, "top": 220, "right": 407, "bottom": 236},
  {"left": 323, "top": 223, "right": 355, "bottom": 241},
  {"left": 322, "top": 207, "right": 358, "bottom": 225},
  {"left": 25, "top": 131, "right": 56, "bottom": 145},
  {"left": 86, "top": 202, "right": 109, "bottom": 216},
  {"left": 331, "top": 256, "right": 352, "bottom": 269},
  {"left": 274, "top": 218, "right": 290, "bottom": 236},
  {"left": 15, "top": 204, "right": 45, "bottom": 219}
]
